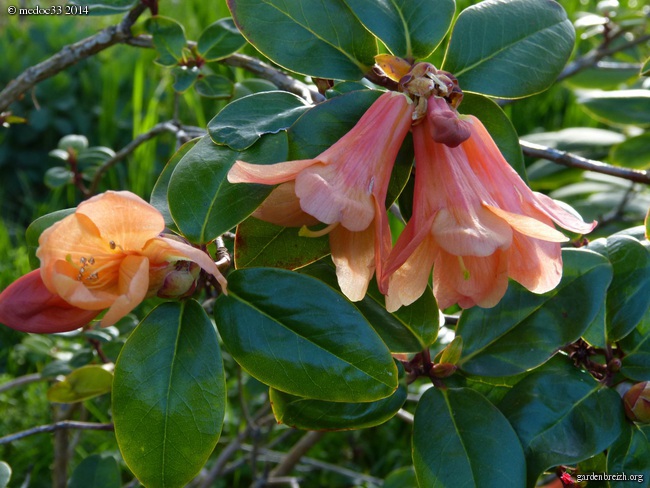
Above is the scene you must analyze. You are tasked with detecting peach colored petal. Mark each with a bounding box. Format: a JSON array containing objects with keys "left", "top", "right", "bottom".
[
  {"left": 330, "top": 224, "right": 375, "bottom": 301},
  {"left": 507, "top": 235, "right": 562, "bottom": 294},
  {"left": 228, "top": 158, "right": 316, "bottom": 185},
  {"left": 144, "top": 237, "right": 228, "bottom": 293},
  {"left": 529, "top": 192, "right": 597, "bottom": 235},
  {"left": 433, "top": 250, "right": 509, "bottom": 310},
  {"left": 75, "top": 191, "right": 165, "bottom": 251},
  {"left": 483, "top": 203, "right": 569, "bottom": 242},
  {"left": 100, "top": 255, "right": 150, "bottom": 327},
  {"left": 0, "top": 270, "right": 99, "bottom": 333},
  {"left": 433, "top": 206, "right": 513, "bottom": 257},
  {"left": 295, "top": 163, "right": 375, "bottom": 232},
  {"left": 47, "top": 260, "right": 117, "bottom": 309},
  {"left": 385, "top": 236, "right": 437, "bottom": 313},
  {"left": 252, "top": 182, "right": 320, "bottom": 227}
]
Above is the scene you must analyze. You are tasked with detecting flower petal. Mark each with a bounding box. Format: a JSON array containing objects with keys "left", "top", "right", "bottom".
[
  {"left": 253, "top": 182, "right": 320, "bottom": 227},
  {"left": 329, "top": 224, "right": 375, "bottom": 302},
  {"left": 508, "top": 234, "right": 562, "bottom": 294},
  {"left": 529, "top": 192, "right": 597, "bottom": 235},
  {"left": 0, "top": 270, "right": 99, "bottom": 333},
  {"left": 228, "top": 158, "right": 316, "bottom": 185},
  {"left": 100, "top": 255, "right": 150, "bottom": 327},
  {"left": 483, "top": 203, "right": 569, "bottom": 242}
]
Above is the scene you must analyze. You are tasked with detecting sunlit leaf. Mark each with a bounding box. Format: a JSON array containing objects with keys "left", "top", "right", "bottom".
[
  {"left": 47, "top": 365, "right": 113, "bottom": 403},
  {"left": 578, "top": 90, "right": 650, "bottom": 126},
  {"left": 611, "top": 133, "right": 650, "bottom": 170}
]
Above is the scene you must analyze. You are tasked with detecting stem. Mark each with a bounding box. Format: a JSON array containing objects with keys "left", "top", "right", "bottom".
[
  {"left": 269, "top": 431, "right": 325, "bottom": 478},
  {"left": 0, "top": 373, "right": 43, "bottom": 393},
  {"left": 0, "top": 421, "right": 114, "bottom": 445}
]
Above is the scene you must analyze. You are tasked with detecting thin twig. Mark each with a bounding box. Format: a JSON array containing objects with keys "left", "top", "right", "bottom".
[
  {"left": 0, "top": 421, "right": 114, "bottom": 445},
  {"left": 87, "top": 121, "right": 179, "bottom": 195},
  {"left": 520, "top": 140, "right": 650, "bottom": 185},
  {"left": 0, "top": 373, "right": 43, "bottom": 393},
  {"left": 0, "top": 4, "right": 148, "bottom": 112},
  {"left": 269, "top": 431, "right": 325, "bottom": 478}
]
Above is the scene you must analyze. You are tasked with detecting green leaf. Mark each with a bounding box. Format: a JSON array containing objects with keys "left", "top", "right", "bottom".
[
  {"left": 384, "top": 466, "right": 417, "bottom": 488},
  {"left": 578, "top": 90, "right": 650, "bottom": 126},
  {"left": 607, "top": 423, "right": 650, "bottom": 482},
  {"left": 0, "top": 462, "right": 11, "bottom": 488},
  {"left": 167, "top": 133, "right": 288, "bottom": 243},
  {"left": 269, "top": 382, "right": 406, "bottom": 430},
  {"left": 611, "top": 133, "right": 650, "bottom": 170},
  {"left": 26, "top": 208, "right": 75, "bottom": 268},
  {"left": 150, "top": 137, "right": 199, "bottom": 231},
  {"left": 643, "top": 57, "right": 650, "bottom": 77},
  {"left": 113, "top": 301, "right": 226, "bottom": 488},
  {"left": 591, "top": 236, "right": 650, "bottom": 342},
  {"left": 145, "top": 16, "right": 187, "bottom": 66},
  {"left": 68, "top": 455, "right": 120, "bottom": 488},
  {"left": 47, "top": 365, "right": 113, "bottom": 403},
  {"left": 233, "top": 79, "right": 280, "bottom": 100},
  {"left": 565, "top": 62, "right": 641, "bottom": 90},
  {"left": 214, "top": 268, "right": 398, "bottom": 402},
  {"left": 458, "top": 93, "right": 526, "bottom": 180},
  {"left": 443, "top": 0, "right": 575, "bottom": 98},
  {"left": 172, "top": 66, "right": 200, "bottom": 93},
  {"left": 234, "top": 217, "right": 330, "bottom": 270},
  {"left": 299, "top": 259, "right": 440, "bottom": 353},
  {"left": 209, "top": 91, "right": 309, "bottom": 150},
  {"left": 227, "top": 0, "right": 376, "bottom": 80},
  {"left": 342, "top": 0, "right": 455, "bottom": 59},
  {"left": 197, "top": 18, "right": 246, "bottom": 61},
  {"left": 58, "top": 134, "right": 88, "bottom": 152},
  {"left": 194, "top": 75, "right": 234, "bottom": 99},
  {"left": 413, "top": 387, "right": 526, "bottom": 487},
  {"left": 44, "top": 167, "right": 74, "bottom": 189},
  {"left": 457, "top": 249, "right": 612, "bottom": 376},
  {"left": 439, "top": 336, "right": 462, "bottom": 365},
  {"left": 499, "top": 368, "right": 625, "bottom": 486}
]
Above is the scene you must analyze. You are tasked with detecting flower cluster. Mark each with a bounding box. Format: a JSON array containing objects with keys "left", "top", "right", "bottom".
[
  {"left": 229, "top": 58, "right": 595, "bottom": 311},
  {"left": 0, "top": 191, "right": 227, "bottom": 333}
]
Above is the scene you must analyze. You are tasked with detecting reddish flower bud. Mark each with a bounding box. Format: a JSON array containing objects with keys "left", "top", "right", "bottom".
[
  {"left": 623, "top": 382, "right": 650, "bottom": 423},
  {"left": 156, "top": 261, "right": 201, "bottom": 299}
]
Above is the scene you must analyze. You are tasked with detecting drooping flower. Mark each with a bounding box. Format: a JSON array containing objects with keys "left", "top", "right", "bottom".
[
  {"left": 382, "top": 98, "right": 596, "bottom": 311},
  {"left": 228, "top": 91, "right": 414, "bottom": 300},
  {"left": 0, "top": 191, "right": 227, "bottom": 333}
]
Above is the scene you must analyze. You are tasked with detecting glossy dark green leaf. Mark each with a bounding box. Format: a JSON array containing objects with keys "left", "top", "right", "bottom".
[
  {"left": 47, "top": 365, "right": 113, "bottom": 403},
  {"left": 68, "top": 455, "right": 120, "bottom": 488},
  {"left": 591, "top": 236, "right": 650, "bottom": 342},
  {"left": 413, "top": 387, "right": 526, "bottom": 487},
  {"left": 234, "top": 217, "right": 330, "bottom": 270},
  {"left": 145, "top": 16, "right": 187, "bottom": 66},
  {"left": 565, "top": 62, "right": 641, "bottom": 90},
  {"left": 0, "top": 462, "right": 10, "bottom": 488},
  {"left": 26, "top": 208, "right": 75, "bottom": 268},
  {"left": 232, "top": 79, "right": 280, "bottom": 100},
  {"left": 197, "top": 18, "right": 246, "bottom": 61},
  {"left": 194, "top": 75, "right": 234, "bottom": 99},
  {"left": 607, "top": 423, "right": 650, "bottom": 481},
  {"left": 209, "top": 91, "right": 310, "bottom": 150},
  {"left": 620, "top": 315, "right": 650, "bottom": 382},
  {"left": 44, "top": 167, "right": 74, "bottom": 189},
  {"left": 214, "top": 268, "right": 398, "bottom": 402},
  {"left": 172, "top": 66, "right": 200, "bottom": 93},
  {"left": 113, "top": 301, "right": 226, "bottom": 488},
  {"left": 343, "top": 0, "right": 455, "bottom": 59},
  {"left": 457, "top": 249, "right": 612, "bottom": 376},
  {"left": 443, "top": 0, "right": 574, "bottom": 98},
  {"left": 458, "top": 93, "right": 526, "bottom": 180},
  {"left": 167, "top": 133, "right": 288, "bottom": 243},
  {"left": 578, "top": 90, "right": 650, "bottom": 126},
  {"left": 300, "top": 259, "right": 439, "bottom": 353},
  {"left": 227, "top": 0, "right": 376, "bottom": 80},
  {"left": 269, "top": 382, "right": 406, "bottom": 430},
  {"left": 384, "top": 466, "right": 417, "bottom": 488},
  {"left": 611, "top": 133, "right": 650, "bottom": 170},
  {"left": 499, "top": 368, "right": 625, "bottom": 486},
  {"left": 150, "top": 137, "right": 199, "bottom": 231}
]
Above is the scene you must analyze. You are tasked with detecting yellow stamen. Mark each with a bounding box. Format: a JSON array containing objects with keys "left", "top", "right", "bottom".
[{"left": 299, "top": 222, "right": 339, "bottom": 238}]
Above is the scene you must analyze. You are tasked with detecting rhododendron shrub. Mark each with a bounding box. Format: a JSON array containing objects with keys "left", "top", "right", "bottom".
[{"left": 2, "top": 0, "right": 650, "bottom": 487}]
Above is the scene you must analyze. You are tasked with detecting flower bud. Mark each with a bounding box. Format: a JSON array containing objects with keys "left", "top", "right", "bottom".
[
  {"left": 623, "top": 381, "right": 650, "bottom": 423},
  {"left": 430, "top": 363, "right": 458, "bottom": 379},
  {"left": 156, "top": 261, "right": 201, "bottom": 299}
]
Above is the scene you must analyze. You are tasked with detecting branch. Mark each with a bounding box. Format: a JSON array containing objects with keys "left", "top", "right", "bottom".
[
  {"left": 87, "top": 120, "right": 179, "bottom": 195},
  {"left": 269, "top": 431, "right": 325, "bottom": 478},
  {"left": 519, "top": 140, "right": 650, "bottom": 185},
  {"left": 0, "top": 4, "right": 148, "bottom": 113},
  {"left": 0, "top": 373, "right": 43, "bottom": 393},
  {"left": 0, "top": 421, "right": 113, "bottom": 445}
]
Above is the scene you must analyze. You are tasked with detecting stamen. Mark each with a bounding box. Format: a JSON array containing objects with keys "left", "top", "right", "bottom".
[
  {"left": 458, "top": 256, "right": 471, "bottom": 281},
  {"left": 299, "top": 222, "right": 339, "bottom": 238},
  {"left": 109, "top": 241, "right": 116, "bottom": 250},
  {"left": 80, "top": 257, "right": 87, "bottom": 264},
  {"left": 88, "top": 273, "right": 98, "bottom": 281},
  {"left": 88, "top": 257, "right": 95, "bottom": 265}
]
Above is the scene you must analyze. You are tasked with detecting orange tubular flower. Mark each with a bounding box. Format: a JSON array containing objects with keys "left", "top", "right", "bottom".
[
  {"left": 382, "top": 98, "right": 596, "bottom": 312},
  {"left": 228, "top": 91, "right": 414, "bottom": 300},
  {"left": 0, "top": 191, "right": 227, "bottom": 333}
]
